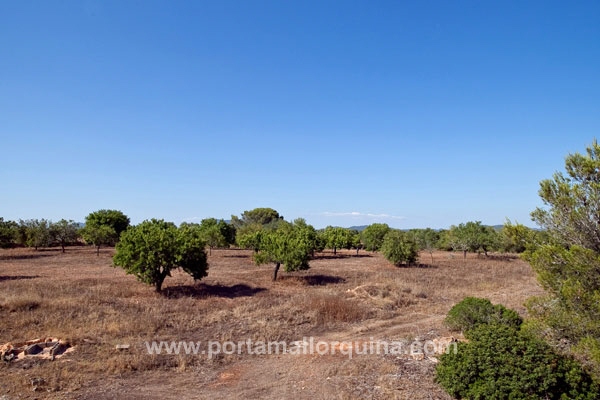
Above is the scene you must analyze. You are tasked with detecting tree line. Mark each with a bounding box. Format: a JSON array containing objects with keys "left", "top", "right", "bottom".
[{"left": 1, "top": 204, "right": 542, "bottom": 292}]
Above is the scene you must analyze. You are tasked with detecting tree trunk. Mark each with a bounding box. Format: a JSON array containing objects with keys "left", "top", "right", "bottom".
[
  {"left": 333, "top": 247, "right": 337, "bottom": 255},
  {"left": 209, "top": 246, "right": 212, "bottom": 256},
  {"left": 356, "top": 248, "right": 359, "bottom": 255},
  {"left": 155, "top": 280, "right": 163, "bottom": 292},
  {"left": 463, "top": 250, "right": 467, "bottom": 259},
  {"left": 61, "top": 243, "right": 65, "bottom": 253},
  {"left": 430, "top": 251, "right": 434, "bottom": 264},
  {"left": 96, "top": 245, "right": 100, "bottom": 256},
  {"left": 272, "top": 262, "right": 281, "bottom": 281}
]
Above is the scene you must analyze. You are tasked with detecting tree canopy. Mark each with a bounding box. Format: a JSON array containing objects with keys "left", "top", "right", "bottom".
[
  {"left": 231, "top": 208, "right": 283, "bottom": 229},
  {"left": 16, "top": 219, "right": 51, "bottom": 250},
  {"left": 113, "top": 219, "right": 208, "bottom": 292},
  {"left": 253, "top": 220, "right": 313, "bottom": 280},
  {"left": 380, "top": 230, "right": 418, "bottom": 266},
  {"left": 84, "top": 209, "right": 130, "bottom": 238},
  {"left": 0, "top": 218, "right": 17, "bottom": 248},
  {"left": 447, "top": 221, "right": 498, "bottom": 258},
  {"left": 320, "top": 226, "right": 355, "bottom": 255},
  {"left": 361, "top": 223, "right": 390, "bottom": 252},
  {"left": 50, "top": 219, "right": 80, "bottom": 253}
]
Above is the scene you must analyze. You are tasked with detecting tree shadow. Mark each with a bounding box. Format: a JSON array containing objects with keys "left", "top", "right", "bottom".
[
  {"left": 395, "top": 263, "right": 438, "bottom": 269},
  {"left": 278, "top": 274, "right": 346, "bottom": 286},
  {"left": 222, "top": 254, "right": 252, "bottom": 259},
  {"left": 0, "top": 275, "right": 41, "bottom": 282},
  {"left": 485, "top": 253, "right": 520, "bottom": 261},
  {"left": 162, "top": 283, "right": 267, "bottom": 299},
  {"left": 0, "top": 253, "right": 56, "bottom": 260},
  {"left": 312, "top": 253, "right": 373, "bottom": 260}
]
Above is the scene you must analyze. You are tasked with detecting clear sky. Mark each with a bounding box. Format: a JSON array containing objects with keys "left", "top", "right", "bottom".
[{"left": 1, "top": 1, "right": 599, "bottom": 229}]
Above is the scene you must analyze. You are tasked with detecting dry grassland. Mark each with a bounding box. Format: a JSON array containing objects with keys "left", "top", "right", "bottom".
[{"left": 0, "top": 247, "right": 543, "bottom": 399}]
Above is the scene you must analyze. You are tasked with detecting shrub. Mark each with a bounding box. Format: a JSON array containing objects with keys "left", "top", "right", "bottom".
[
  {"left": 444, "top": 297, "right": 522, "bottom": 332},
  {"left": 436, "top": 323, "right": 599, "bottom": 399}
]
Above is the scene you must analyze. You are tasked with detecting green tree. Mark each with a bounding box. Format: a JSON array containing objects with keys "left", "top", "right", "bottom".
[
  {"left": 0, "top": 218, "right": 17, "bottom": 248},
  {"left": 321, "top": 226, "right": 355, "bottom": 255},
  {"left": 217, "top": 219, "right": 236, "bottom": 246},
  {"left": 80, "top": 210, "right": 129, "bottom": 255},
  {"left": 380, "top": 230, "right": 418, "bottom": 266},
  {"left": 113, "top": 219, "right": 208, "bottom": 292},
  {"left": 17, "top": 219, "right": 51, "bottom": 250},
  {"left": 500, "top": 219, "right": 536, "bottom": 253},
  {"left": 236, "top": 223, "right": 265, "bottom": 252},
  {"left": 50, "top": 219, "right": 80, "bottom": 253},
  {"left": 253, "top": 221, "right": 311, "bottom": 281},
  {"left": 81, "top": 224, "right": 117, "bottom": 255},
  {"left": 526, "top": 140, "right": 600, "bottom": 379},
  {"left": 410, "top": 228, "right": 440, "bottom": 264},
  {"left": 292, "top": 218, "right": 321, "bottom": 256},
  {"left": 350, "top": 230, "right": 363, "bottom": 255},
  {"left": 361, "top": 223, "right": 390, "bottom": 252},
  {"left": 198, "top": 219, "right": 228, "bottom": 255},
  {"left": 447, "top": 221, "right": 498, "bottom": 258},
  {"left": 84, "top": 209, "right": 130, "bottom": 238},
  {"left": 231, "top": 208, "right": 283, "bottom": 229}
]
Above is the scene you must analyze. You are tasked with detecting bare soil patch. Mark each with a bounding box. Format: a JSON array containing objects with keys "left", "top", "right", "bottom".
[{"left": 0, "top": 247, "right": 543, "bottom": 399}]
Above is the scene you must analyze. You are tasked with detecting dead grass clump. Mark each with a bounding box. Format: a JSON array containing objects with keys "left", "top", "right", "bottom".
[
  {"left": 307, "top": 294, "right": 366, "bottom": 324},
  {"left": 347, "top": 284, "right": 417, "bottom": 310},
  {"left": 0, "top": 291, "right": 43, "bottom": 312}
]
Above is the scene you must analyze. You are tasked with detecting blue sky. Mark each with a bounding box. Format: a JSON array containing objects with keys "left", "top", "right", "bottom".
[{"left": 1, "top": 1, "right": 599, "bottom": 229}]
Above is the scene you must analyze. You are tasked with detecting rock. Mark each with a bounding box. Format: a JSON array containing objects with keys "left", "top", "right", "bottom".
[{"left": 24, "top": 344, "right": 43, "bottom": 355}]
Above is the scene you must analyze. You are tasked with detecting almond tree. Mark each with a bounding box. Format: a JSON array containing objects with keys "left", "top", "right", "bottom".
[
  {"left": 321, "top": 226, "right": 355, "bottom": 255},
  {"left": 113, "top": 219, "right": 208, "bottom": 292},
  {"left": 50, "top": 219, "right": 80, "bottom": 253},
  {"left": 361, "top": 223, "right": 391, "bottom": 252},
  {"left": 253, "top": 221, "right": 312, "bottom": 281}
]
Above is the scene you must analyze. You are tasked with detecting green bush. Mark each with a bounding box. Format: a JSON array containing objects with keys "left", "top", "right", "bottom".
[
  {"left": 436, "top": 323, "right": 599, "bottom": 399},
  {"left": 444, "top": 297, "right": 522, "bottom": 332},
  {"left": 380, "top": 230, "right": 418, "bottom": 266}
]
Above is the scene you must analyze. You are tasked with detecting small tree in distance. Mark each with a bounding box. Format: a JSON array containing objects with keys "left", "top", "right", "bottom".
[
  {"left": 81, "top": 209, "right": 130, "bottom": 255},
  {"left": 81, "top": 225, "right": 117, "bottom": 255},
  {"left": 253, "top": 221, "right": 312, "bottom": 281},
  {"left": 411, "top": 228, "right": 440, "bottom": 264},
  {"left": 361, "top": 223, "right": 390, "bottom": 252},
  {"left": 50, "top": 219, "right": 80, "bottom": 253},
  {"left": 85, "top": 209, "right": 130, "bottom": 238},
  {"left": 0, "top": 218, "right": 17, "bottom": 248},
  {"left": 17, "top": 219, "right": 52, "bottom": 250},
  {"left": 380, "top": 230, "right": 418, "bottom": 266},
  {"left": 321, "top": 226, "right": 354, "bottom": 255},
  {"left": 113, "top": 219, "right": 208, "bottom": 292}
]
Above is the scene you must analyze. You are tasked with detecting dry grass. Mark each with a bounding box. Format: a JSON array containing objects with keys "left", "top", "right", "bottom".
[{"left": 0, "top": 247, "right": 543, "bottom": 399}]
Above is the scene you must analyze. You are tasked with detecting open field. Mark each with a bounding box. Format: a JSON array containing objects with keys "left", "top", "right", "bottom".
[{"left": 0, "top": 247, "right": 544, "bottom": 399}]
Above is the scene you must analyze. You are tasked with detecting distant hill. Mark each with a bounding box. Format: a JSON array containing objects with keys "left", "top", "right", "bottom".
[{"left": 348, "top": 225, "right": 369, "bottom": 232}]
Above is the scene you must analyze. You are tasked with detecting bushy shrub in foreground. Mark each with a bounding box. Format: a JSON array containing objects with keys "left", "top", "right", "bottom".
[
  {"left": 437, "top": 297, "right": 598, "bottom": 399},
  {"left": 444, "top": 297, "right": 522, "bottom": 332},
  {"left": 436, "top": 323, "right": 599, "bottom": 399}
]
